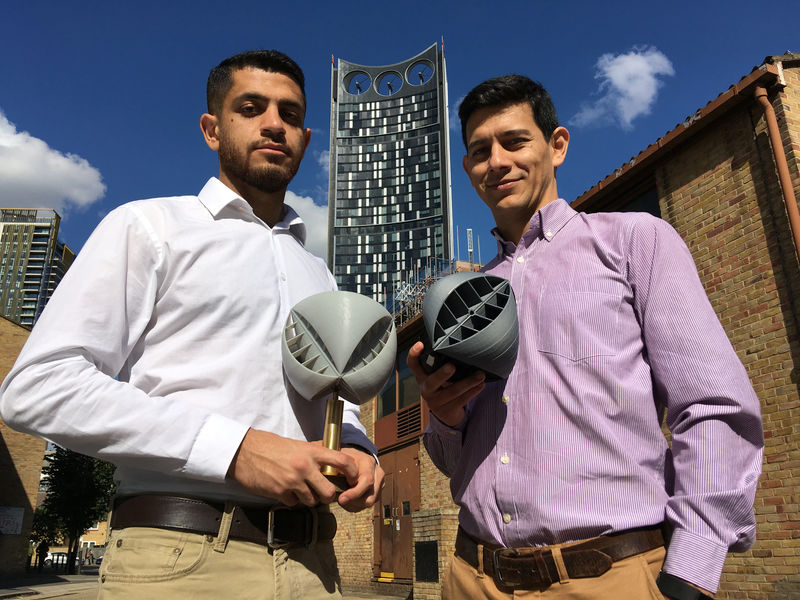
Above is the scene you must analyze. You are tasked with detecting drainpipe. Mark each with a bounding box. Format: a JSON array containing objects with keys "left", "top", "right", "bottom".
[{"left": 754, "top": 85, "right": 800, "bottom": 264}]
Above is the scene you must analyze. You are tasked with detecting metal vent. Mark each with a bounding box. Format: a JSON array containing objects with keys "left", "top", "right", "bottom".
[
  {"left": 284, "top": 312, "right": 335, "bottom": 375},
  {"left": 284, "top": 312, "right": 393, "bottom": 376},
  {"left": 432, "top": 276, "right": 512, "bottom": 349},
  {"left": 397, "top": 404, "right": 422, "bottom": 439}
]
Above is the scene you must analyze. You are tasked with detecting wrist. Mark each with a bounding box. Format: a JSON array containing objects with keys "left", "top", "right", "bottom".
[
  {"left": 432, "top": 407, "right": 466, "bottom": 428},
  {"left": 342, "top": 444, "right": 377, "bottom": 462}
]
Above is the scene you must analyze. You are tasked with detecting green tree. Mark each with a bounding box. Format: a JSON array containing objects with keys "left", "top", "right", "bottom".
[
  {"left": 30, "top": 505, "right": 60, "bottom": 545},
  {"left": 30, "top": 506, "right": 59, "bottom": 569},
  {"left": 41, "top": 446, "right": 115, "bottom": 574}
]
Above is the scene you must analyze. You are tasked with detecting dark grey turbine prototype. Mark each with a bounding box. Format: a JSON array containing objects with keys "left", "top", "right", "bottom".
[{"left": 420, "top": 272, "right": 518, "bottom": 382}]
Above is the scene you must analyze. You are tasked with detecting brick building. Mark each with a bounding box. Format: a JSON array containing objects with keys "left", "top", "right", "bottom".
[
  {"left": 333, "top": 314, "right": 452, "bottom": 600},
  {"left": 571, "top": 53, "right": 800, "bottom": 599},
  {"left": 335, "top": 53, "right": 800, "bottom": 599},
  {"left": 0, "top": 316, "right": 43, "bottom": 576}
]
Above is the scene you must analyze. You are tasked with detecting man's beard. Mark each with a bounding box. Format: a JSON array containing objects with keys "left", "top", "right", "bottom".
[{"left": 218, "top": 139, "right": 300, "bottom": 194}]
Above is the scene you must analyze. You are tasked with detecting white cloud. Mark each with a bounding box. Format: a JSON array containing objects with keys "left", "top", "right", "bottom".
[
  {"left": 0, "top": 111, "right": 106, "bottom": 212},
  {"left": 569, "top": 47, "right": 675, "bottom": 130},
  {"left": 316, "top": 149, "right": 330, "bottom": 175},
  {"left": 285, "top": 190, "right": 329, "bottom": 260},
  {"left": 450, "top": 94, "right": 465, "bottom": 137}
]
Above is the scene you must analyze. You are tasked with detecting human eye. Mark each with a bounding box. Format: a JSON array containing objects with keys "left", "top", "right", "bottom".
[
  {"left": 470, "top": 145, "right": 489, "bottom": 159},
  {"left": 281, "top": 107, "right": 303, "bottom": 126}
]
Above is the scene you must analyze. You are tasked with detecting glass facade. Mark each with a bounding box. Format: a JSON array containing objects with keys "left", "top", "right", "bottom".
[
  {"left": 328, "top": 43, "right": 453, "bottom": 303},
  {"left": 0, "top": 208, "right": 74, "bottom": 327}
]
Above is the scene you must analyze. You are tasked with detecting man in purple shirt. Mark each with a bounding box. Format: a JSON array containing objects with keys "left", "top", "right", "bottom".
[{"left": 408, "top": 75, "right": 763, "bottom": 599}]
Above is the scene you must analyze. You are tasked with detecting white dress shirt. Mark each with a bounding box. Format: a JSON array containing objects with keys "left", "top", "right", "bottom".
[{"left": 0, "top": 177, "right": 375, "bottom": 504}]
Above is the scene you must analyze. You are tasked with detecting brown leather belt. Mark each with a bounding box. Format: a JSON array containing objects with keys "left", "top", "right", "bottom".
[
  {"left": 111, "top": 495, "right": 336, "bottom": 548},
  {"left": 455, "top": 525, "right": 665, "bottom": 590}
]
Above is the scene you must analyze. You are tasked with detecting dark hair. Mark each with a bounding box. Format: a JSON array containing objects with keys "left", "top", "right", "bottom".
[
  {"left": 206, "top": 50, "right": 306, "bottom": 115},
  {"left": 458, "top": 74, "right": 559, "bottom": 147}
]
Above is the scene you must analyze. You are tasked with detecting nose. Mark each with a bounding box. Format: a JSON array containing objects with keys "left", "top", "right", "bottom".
[
  {"left": 487, "top": 142, "right": 511, "bottom": 171},
  {"left": 260, "top": 104, "right": 286, "bottom": 138}
]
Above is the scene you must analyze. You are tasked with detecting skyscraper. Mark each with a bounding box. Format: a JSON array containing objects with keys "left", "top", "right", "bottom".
[
  {"left": 327, "top": 42, "right": 453, "bottom": 302},
  {"left": 0, "top": 208, "right": 74, "bottom": 327}
]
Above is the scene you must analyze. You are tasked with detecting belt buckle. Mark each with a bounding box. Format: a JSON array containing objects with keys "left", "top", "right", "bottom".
[
  {"left": 492, "top": 547, "right": 552, "bottom": 589},
  {"left": 491, "top": 547, "right": 521, "bottom": 588},
  {"left": 266, "top": 505, "right": 292, "bottom": 549}
]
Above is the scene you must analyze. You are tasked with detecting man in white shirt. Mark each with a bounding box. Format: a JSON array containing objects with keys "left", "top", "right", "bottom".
[{"left": 0, "top": 50, "right": 382, "bottom": 600}]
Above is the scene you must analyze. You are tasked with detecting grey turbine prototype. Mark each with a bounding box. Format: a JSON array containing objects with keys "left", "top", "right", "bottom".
[
  {"left": 420, "top": 272, "right": 519, "bottom": 382},
  {"left": 281, "top": 291, "right": 397, "bottom": 487}
]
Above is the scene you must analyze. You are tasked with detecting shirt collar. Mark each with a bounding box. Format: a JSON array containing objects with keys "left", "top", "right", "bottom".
[
  {"left": 197, "top": 177, "right": 307, "bottom": 245},
  {"left": 491, "top": 198, "right": 577, "bottom": 255}
]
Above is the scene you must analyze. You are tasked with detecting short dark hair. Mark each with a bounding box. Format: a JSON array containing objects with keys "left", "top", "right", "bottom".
[
  {"left": 458, "top": 74, "right": 559, "bottom": 147},
  {"left": 206, "top": 50, "right": 306, "bottom": 115}
]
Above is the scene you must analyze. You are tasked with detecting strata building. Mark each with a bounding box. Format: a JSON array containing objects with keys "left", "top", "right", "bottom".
[
  {"left": 327, "top": 42, "right": 453, "bottom": 302},
  {"left": 0, "top": 208, "right": 74, "bottom": 327}
]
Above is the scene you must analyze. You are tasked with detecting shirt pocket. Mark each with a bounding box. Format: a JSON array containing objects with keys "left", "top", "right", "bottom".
[{"left": 537, "top": 291, "right": 622, "bottom": 360}]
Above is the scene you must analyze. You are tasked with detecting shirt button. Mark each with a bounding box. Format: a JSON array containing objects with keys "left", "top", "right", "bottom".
[
  {"left": 280, "top": 273, "right": 287, "bottom": 281},
  {"left": 500, "top": 454, "right": 510, "bottom": 465},
  {"left": 501, "top": 395, "right": 510, "bottom": 404},
  {"left": 503, "top": 513, "right": 512, "bottom": 524},
  {"left": 545, "top": 230, "right": 553, "bottom": 238},
  {"left": 516, "top": 256, "right": 524, "bottom": 263}
]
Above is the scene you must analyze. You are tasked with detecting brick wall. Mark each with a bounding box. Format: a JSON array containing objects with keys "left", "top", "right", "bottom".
[
  {"left": 332, "top": 501, "right": 375, "bottom": 592},
  {"left": 409, "top": 437, "right": 460, "bottom": 597},
  {"left": 332, "top": 396, "right": 384, "bottom": 593},
  {"left": 654, "top": 78, "right": 800, "bottom": 598},
  {"left": 335, "top": 394, "right": 460, "bottom": 595},
  {"left": 81, "top": 520, "right": 109, "bottom": 547},
  {"left": 775, "top": 67, "right": 800, "bottom": 195},
  {"left": 0, "top": 317, "right": 44, "bottom": 575},
  {"left": 411, "top": 507, "right": 458, "bottom": 600}
]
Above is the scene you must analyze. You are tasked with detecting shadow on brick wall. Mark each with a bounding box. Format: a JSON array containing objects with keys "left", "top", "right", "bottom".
[{"left": 0, "top": 427, "right": 36, "bottom": 574}]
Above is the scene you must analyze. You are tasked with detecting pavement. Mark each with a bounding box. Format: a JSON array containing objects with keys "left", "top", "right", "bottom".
[
  {"left": 0, "top": 567, "right": 410, "bottom": 600},
  {"left": 0, "top": 570, "right": 100, "bottom": 600}
]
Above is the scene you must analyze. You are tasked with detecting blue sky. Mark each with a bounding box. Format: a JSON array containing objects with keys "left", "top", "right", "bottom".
[{"left": 0, "top": 1, "right": 795, "bottom": 262}]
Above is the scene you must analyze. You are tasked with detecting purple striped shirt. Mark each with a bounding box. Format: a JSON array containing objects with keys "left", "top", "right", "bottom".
[{"left": 424, "top": 199, "right": 763, "bottom": 593}]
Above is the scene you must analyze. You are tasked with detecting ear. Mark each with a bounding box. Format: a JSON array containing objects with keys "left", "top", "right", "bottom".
[
  {"left": 294, "top": 127, "right": 312, "bottom": 165},
  {"left": 462, "top": 154, "right": 470, "bottom": 177},
  {"left": 200, "top": 113, "right": 220, "bottom": 151},
  {"left": 549, "top": 126, "right": 569, "bottom": 168}
]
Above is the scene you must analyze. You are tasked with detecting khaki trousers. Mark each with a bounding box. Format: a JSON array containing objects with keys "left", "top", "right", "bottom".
[
  {"left": 97, "top": 524, "right": 341, "bottom": 600},
  {"left": 442, "top": 543, "right": 667, "bottom": 599}
]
